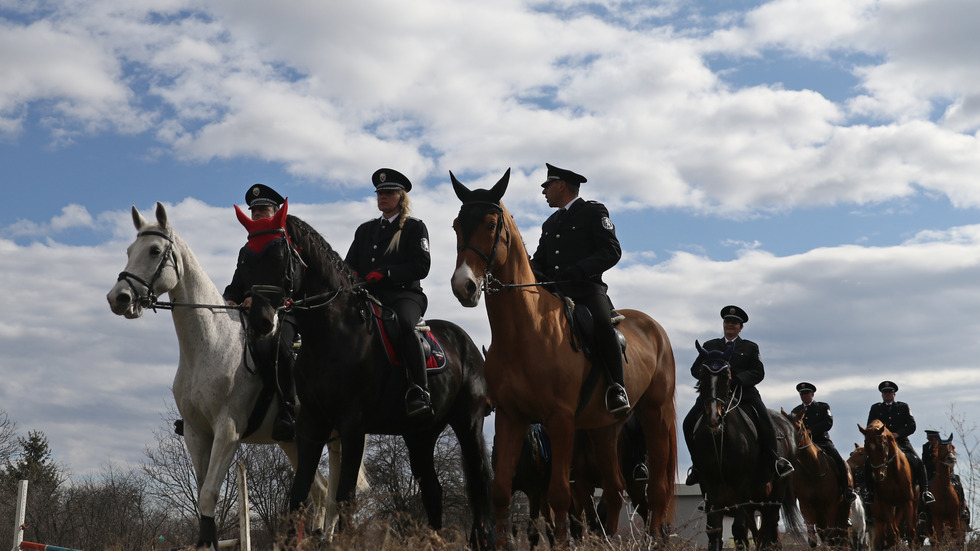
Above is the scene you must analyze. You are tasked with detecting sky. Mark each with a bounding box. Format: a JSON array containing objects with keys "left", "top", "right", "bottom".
[{"left": 2, "top": 0, "right": 980, "bottom": 481}]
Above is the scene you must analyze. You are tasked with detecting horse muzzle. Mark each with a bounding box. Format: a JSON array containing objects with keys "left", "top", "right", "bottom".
[
  {"left": 106, "top": 282, "right": 144, "bottom": 319},
  {"left": 451, "top": 265, "right": 483, "bottom": 307}
]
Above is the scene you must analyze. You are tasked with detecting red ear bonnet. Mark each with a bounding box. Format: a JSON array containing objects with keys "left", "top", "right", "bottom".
[{"left": 235, "top": 199, "right": 289, "bottom": 253}]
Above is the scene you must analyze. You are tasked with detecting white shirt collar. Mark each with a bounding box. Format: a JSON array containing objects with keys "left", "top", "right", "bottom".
[{"left": 561, "top": 197, "right": 581, "bottom": 211}]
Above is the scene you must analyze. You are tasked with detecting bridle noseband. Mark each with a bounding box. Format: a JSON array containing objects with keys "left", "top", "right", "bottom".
[{"left": 117, "top": 229, "right": 180, "bottom": 309}]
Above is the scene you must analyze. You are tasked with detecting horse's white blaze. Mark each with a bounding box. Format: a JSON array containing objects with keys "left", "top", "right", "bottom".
[{"left": 451, "top": 263, "right": 482, "bottom": 307}]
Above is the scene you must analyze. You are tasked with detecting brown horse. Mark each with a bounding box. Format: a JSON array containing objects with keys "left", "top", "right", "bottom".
[
  {"left": 926, "top": 434, "right": 963, "bottom": 545},
  {"left": 859, "top": 420, "right": 918, "bottom": 548},
  {"left": 449, "top": 170, "right": 677, "bottom": 548},
  {"left": 783, "top": 408, "right": 851, "bottom": 548}
]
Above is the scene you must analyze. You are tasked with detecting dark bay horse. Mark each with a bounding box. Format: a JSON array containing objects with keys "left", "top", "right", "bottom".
[
  {"left": 690, "top": 342, "right": 800, "bottom": 551},
  {"left": 859, "top": 420, "right": 917, "bottom": 548},
  {"left": 783, "top": 408, "right": 850, "bottom": 548},
  {"left": 926, "top": 434, "right": 963, "bottom": 545},
  {"left": 248, "top": 215, "right": 494, "bottom": 548},
  {"left": 449, "top": 170, "right": 678, "bottom": 549}
]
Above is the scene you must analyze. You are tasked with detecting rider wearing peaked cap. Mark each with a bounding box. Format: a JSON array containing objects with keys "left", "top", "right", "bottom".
[
  {"left": 683, "top": 305, "right": 795, "bottom": 486},
  {"left": 530, "top": 163, "right": 629, "bottom": 418},
  {"left": 864, "top": 380, "right": 935, "bottom": 506},
  {"left": 791, "top": 381, "right": 856, "bottom": 503},
  {"left": 346, "top": 168, "right": 433, "bottom": 419},
  {"left": 223, "top": 183, "right": 296, "bottom": 442}
]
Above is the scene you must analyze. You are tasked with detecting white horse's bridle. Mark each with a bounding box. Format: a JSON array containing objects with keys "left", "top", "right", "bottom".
[{"left": 116, "top": 228, "right": 181, "bottom": 309}]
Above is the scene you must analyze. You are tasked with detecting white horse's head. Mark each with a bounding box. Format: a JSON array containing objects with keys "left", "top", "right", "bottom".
[{"left": 106, "top": 202, "right": 183, "bottom": 319}]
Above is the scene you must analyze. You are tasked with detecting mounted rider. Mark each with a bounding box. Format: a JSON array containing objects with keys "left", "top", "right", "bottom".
[
  {"left": 864, "top": 380, "right": 935, "bottom": 506},
  {"left": 223, "top": 183, "right": 297, "bottom": 441},
  {"left": 684, "top": 305, "right": 795, "bottom": 486},
  {"left": 345, "top": 168, "right": 433, "bottom": 419},
  {"left": 791, "top": 381, "right": 857, "bottom": 504},
  {"left": 529, "top": 163, "right": 630, "bottom": 417}
]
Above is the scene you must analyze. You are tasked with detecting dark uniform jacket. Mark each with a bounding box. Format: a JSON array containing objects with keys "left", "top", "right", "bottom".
[
  {"left": 791, "top": 401, "right": 834, "bottom": 444},
  {"left": 530, "top": 198, "right": 621, "bottom": 298},
  {"left": 867, "top": 401, "right": 916, "bottom": 445},
  {"left": 345, "top": 215, "right": 430, "bottom": 307},
  {"left": 223, "top": 237, "right": 297, "bottom": 304},
  {"left": 690, "top": 337, "right": 764, "bottom": 401}
]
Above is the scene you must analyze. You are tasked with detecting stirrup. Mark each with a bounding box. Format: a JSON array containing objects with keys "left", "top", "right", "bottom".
[
  {"left": 775, "top": 458, "right": 794, "bottom": 478},
  {"left": 605, "top": 384, "right": 630, "bottom": 417},
  {"left": 685, "top": 466, "right": 699, "bottom": 486},
  {"left": 632, "top": 463, "right": 649, "bottom": 482},
  {"left": 922, "top": 491, "right": 936, "bottom": 505},
  {"left": 405, "top": 385, "right": 433, "bottom": 419}
]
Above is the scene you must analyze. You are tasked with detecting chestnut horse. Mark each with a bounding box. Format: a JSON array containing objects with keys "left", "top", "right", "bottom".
[
  {"left": 449, "top": 169, "right": 677, "bottom": 548},
  {"left": 926, "top": 434, "right": 963, "bottom": 545},
  {"left": 783, "top": 408, "right": 850, "bottom": 548},
  {"left": 859, "top": 420, "right": 918, "bottom": 548}
]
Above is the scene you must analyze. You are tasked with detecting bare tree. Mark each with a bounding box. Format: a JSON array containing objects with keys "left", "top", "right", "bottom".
[{"left": 947, "top": 404, "right": 977, "bottom": 536}]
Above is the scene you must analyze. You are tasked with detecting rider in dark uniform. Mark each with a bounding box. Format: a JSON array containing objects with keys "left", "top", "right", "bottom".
[
  {"left": 683, "top": 305, "right": 794, "bottom": 486},
  {"left": 529, "top": 163, "right": 629, "bottom": 417},
  {"left": 791, "top": 382, "right": 856, "bottom": 503},
  {"left": 224, "top": 183, "right": 297, "bottom": 441},
  {"left": 345, "top": 168, "right": 433, "bottom": 419},
  {"left": 864, "top": 380, "right": 935, "bottom": 506}
]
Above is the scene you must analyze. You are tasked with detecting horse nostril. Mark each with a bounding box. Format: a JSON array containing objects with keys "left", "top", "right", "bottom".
[{"left": 465, "top": 280, "right": 476, "bottom": 297}]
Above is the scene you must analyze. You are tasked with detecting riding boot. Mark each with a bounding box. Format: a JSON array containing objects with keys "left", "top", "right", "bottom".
[
  {"left": 600, "top": 328, "right": 629, "bottom": 417},
  {"left": 754, "top": 404, "right": 793, "bottom": 479},
  {"left": 403, "top": 333, "right": 433, "bottom": 419},
  {"left": 272, "top": 331, "right": 297, "bottom": 441}
]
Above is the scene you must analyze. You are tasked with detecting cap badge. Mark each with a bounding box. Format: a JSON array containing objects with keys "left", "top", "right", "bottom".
[
  {"left": 251, "top": 187, "right": 260, "bottom": 197},
  {"left": 379, "top": 172, "right": 386, "bottom": 183}
]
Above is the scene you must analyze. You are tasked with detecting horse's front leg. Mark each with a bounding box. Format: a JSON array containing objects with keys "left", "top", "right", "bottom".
[
  {"left": 706, "top": 505, "right": 725, "bottom": 551},
  {"left": 590, "top": 424, "right": 625, "bottom": 536},
  {"left": 196, "top": 419, "right": 241, "bottom": 550},
  {"left": 278, "top": 439, "right": 334, "bottom": 536},
  {"left": 404, "top": 432, "right": 444, "bottom": 530},
  {"left": 544, "top": 414, "right": 576, "bottom": 546},
  {"left": 491, "top": 413, "right": 529, "bottom": 550}
]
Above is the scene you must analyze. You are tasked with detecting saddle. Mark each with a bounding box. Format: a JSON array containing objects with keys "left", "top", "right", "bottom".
[
  {"left": 561, "top": 296, "right": 627, "bottom": 356},
  {"left": 367, "top": 301, "right": 448, "bottom": 372}
]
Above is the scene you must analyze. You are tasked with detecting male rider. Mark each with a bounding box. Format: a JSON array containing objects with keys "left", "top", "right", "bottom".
[{"left": 792, "top": 382, "right": 857, "bottom": 504}]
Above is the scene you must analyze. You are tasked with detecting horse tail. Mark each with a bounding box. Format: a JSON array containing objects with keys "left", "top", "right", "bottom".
[{"left": 780, "top": 480, "right": 805, "bottom": 540}]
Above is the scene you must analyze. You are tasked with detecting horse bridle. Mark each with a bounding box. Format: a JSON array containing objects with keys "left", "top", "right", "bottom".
[
  {"left": 456, "top": 202, "right": 509, "bottom": 279},
  {"left": 117, "top": 229, "right": 181, "bottom": 308},
  {"left": 868, "top": 435, "right": 895, "bottom": 473}
]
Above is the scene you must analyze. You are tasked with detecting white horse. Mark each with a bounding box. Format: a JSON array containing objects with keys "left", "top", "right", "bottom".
[
  {"left": 850, "top": 494, "right": 870, "bottom": 551},
  {"left": 106, "top": 202, "right": 361, "bottom": 549}
]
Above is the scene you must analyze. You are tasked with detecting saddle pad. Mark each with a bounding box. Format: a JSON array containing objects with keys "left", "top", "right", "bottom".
[{"left": 368, "top": 301, "right": 447, "bottom": 370}]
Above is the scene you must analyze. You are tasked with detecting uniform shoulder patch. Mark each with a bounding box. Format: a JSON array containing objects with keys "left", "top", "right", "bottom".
[
  {"left": 420, "top": 237, "right": 430, "bottom": 252},
  {"left": 601, "top": 217, "right": 614, "bottom": 231}
]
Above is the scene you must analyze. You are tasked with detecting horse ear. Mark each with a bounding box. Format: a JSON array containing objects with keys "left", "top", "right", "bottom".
[
  {"left": 274, "top": 199, "right": 289, "bottom": 225},
  {"left": 488, "top": 168, "right": 511, "bottom": 202},
  {"left": 695, "top": 339, "right": 705, "bottom": 355},
  {"left": 132, "top": 206, "right": 146, "bottom": 230},
  {"left": 155, "top": 202, "right": 169, "bottom": 229},
  {"left": 450, "top": 171, "right": 471, "bottom": 202},
  {"left": 854, "top": 442, "right": 860, "bottom": 449},
  {"left": 857, "top": 423, "right": 866, "bottom": 434}
]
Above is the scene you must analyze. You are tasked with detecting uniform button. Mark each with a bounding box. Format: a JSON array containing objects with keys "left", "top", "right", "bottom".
[
  {"left": 555, "top": 250, "right": 560, "bottom": 254},
  {"left": 554, "top": 265, "right": 559, "bottom": 270},
  {"left": 556, "top": 234, "right": 560, "bottom": 238},
  {"left": 373, "top": 245, "right": 377, "bottom": 250},
  {"left": 370, "top": 257, "right": 375, "bottom": 262}
]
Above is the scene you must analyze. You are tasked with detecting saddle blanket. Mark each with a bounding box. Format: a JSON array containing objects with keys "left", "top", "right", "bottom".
[{"left": 369, "top": 301, "right": 447, "bottom": 370}]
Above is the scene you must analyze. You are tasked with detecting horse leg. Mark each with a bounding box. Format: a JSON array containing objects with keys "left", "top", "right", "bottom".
[
  {"left": 589, "top": 424, "right": 625, "bottom": 537},
  {"left": 491, "top": 413, "right": 529, "bottom": 550},
  {"left": 279, "top": 439, "right": 334, "bottom": 536},
  {"left": 196, "top": 423, "right": 241, "bottom": 550},
  {"left": 544, "top": 415, "right": 576, "bottom": 547},
  {"left": 180, "top": 425, "right": 220, "bottom": 550},
  {"left": 449, "top": 412, "right": 494, "bottom": 549},
  {"left": 636, "top": 398, "right": 677, "bottom": 539},
  {"left": 404, "top": 432, "right": 444, "bottom": 530},
  {"left": 707, "top": 507, "right": 725, "bottom": 551}
]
